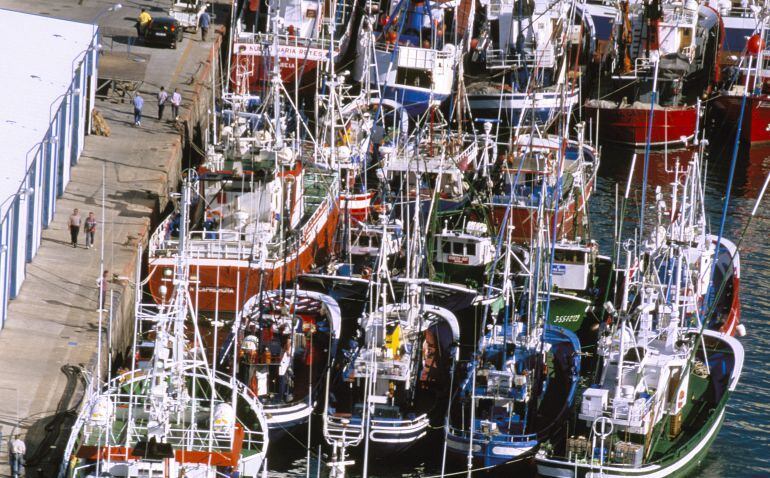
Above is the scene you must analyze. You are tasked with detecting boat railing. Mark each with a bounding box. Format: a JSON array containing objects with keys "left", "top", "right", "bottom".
[
  {"left": 447, "top": 425, "right": 537, "bottom": 443},
  {"left": 81, "top": 410, "right": 262, "bottom": 455},
  {"left": 486, "top": 48, "right": 553, "bottom": 70},
  {"left": 149, "top": 212, "right": 177, "bottom": 255},
  {"left": 152, "top": 231, "right": 273, "bottom": 262},
  {"left": 325, "top": 415, "right": 364, "bottom": 445},
  {"left": 234, "top": 30, "right": 340, "bottom": 54},
  {"left": 370, "top": 415, "right": 429, "bottom": 429},
  {"left": 135, "top": 302, "right": 181, "bottom": 324},
  {"left": 661, "top": 8, "right": 696, "bottom": 26},
  {"left": 241, "top": 428, "right": 269, "bottom": 451},
  {"left": 378, "top": 43, "right": 454, "bottom": 64},
  {"left": 353, "top": 353, "right": 412, "bottom": 381},
  {"left": 626, "top": 57, "right": 653, "bottom": 77},
  {"left": 609, "top": 393, "right": 655, "bottom": 426}
]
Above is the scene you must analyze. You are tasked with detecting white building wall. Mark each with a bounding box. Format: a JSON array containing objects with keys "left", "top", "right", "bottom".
[
  {"left": 0, "top": 13, "right": 97, "bottom": 327},
  {"left": 0, "top": 221, "right": 10, "bottom": 327}
]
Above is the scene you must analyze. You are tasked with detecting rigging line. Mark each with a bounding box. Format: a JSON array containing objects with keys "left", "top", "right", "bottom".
[
  {"left": 704, "top": 53, "right": 752, "bottom": 320},
  {"left": 638, "top": 57, "right": 661, "bottom": 241}
]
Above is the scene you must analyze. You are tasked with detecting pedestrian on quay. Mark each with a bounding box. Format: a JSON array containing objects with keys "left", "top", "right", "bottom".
[
  {"left": 158, "top": 86, "right": 168, "bottom": 121},
  {"left": 97, "top": 270, "right": 109, "bottom": 310},
  {"left": 136, "top": 8, "right": 152, "bottom": 39},
  {"left": 133, "top": 92, "right": 144, "bottom": 126},
  {"left": 199, "top": 9, "right": 211, "bottom": 41},
  {"left": 9, "top": 435, "right": 25, "bottom": 478},
  {"left": 171, "top": 88, "right": 182, "bottom": 121},
  {"left": 84, "top": 211, "right": 97, "bottom": 249},
  {"left": 69, "top": 208, "right": 82, "bottom": 248}
]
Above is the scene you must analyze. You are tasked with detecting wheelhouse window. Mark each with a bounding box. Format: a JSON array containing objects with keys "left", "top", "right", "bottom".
[{"left": 396, "top": 67, "right": 432, "bottom": 88}]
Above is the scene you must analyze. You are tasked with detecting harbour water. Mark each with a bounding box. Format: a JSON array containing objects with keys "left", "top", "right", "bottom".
[{"left": 273, "top": 142, "right": 770, "bottom": 477}]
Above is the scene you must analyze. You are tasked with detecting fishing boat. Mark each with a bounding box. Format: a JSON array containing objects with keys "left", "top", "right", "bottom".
[
  {"left": 432, "top": 220, "right": 496, "bottom": 287},
  {"left": 536, "top": 282, "right": 745, "bottom": 478},
  {"left": 345, "top": 215, "right": 404, "bottom": 274},
  {"left": 380, "top": 135, "right": 476, "bottom": 216},
  {"left": 446, "top": 324, "right": 581, "bottom": 467},
  {"left": 584, "top": 0, "right": 755, "bottom": 54},
  {"left": 147, "top": 36, "right": 340, "bottom": 313},
  {"left": 711, "top": 0, "right": 762, "bottom": 53},
  {"left": 637, "top": 149, "right": 742, "bottom": 336},
  {"left": 546, "top": 240, "right": 612, "bottom": 338},
  {"left": 711, "top": 23, "right": 770, "bottom": 145},
  {"left": 535, "top": 146, "right": 745, "bottom": 478},
  {"left": 489, "top": 127, "right": 598, "bottom": 244},
  {"left": 465, "top": 0, "right": 595, "bottom": 128},
  {"left": 229, "top": 0, "right": 361, "bottom": 93},
  {"left": 443, "top": 175, "right": 608, "bottom": 469},
  {"left": 59, "top": 184, "right": 270, "bottom": 478},
  {"left": 235, "top": 289, "right": 341, "bottom": 438},
  {"left": 584, "top": 0, "right": 722, "bottom": 147},
  {"left": 352, "top": 0, "right": 462, "bottom": 116},
  {"left": 323, "top": 291, "right": 461, "bottom": 459}
]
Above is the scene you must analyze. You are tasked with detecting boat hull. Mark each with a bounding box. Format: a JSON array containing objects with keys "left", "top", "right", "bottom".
[
  {"left": 491, "top": 175, "right": 594, "bottom": 244},
  {"left": 383, "top": 85, "right": 450, "bottom": 117},
  {"left": 231, "top": 42, "right": 325, "bottom": 93},
  {"left": 584, "top": 104, "right": 697, "bottom": 147},
  {"left": 537, "top": 408, "right": 726, "bottom": 478},
  {"left": 147, "top": 206, "right": 338, "bottom": 312},
  {"left": 710, "top": 94, "right": 770, "bottom": 144},
  {"left": 445, "top": 432, "right": 537, "bottom": 468},
  {"left": 537, "top": 330, "right": 744, "bottom": 478},
  {"left": 467, "top": 90, "right": 578, "bottom": 126}
]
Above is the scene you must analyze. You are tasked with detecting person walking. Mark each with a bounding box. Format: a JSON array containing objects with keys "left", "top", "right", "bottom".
[
  {"left": 97, "top": 270, "right": 109, "bottom": 310},
  {"left": 133, "top": 93, "right": 144, "bottom": 126},
  {"left": 9, "top": 435, "right": 25, "bottom": 478},
  {"left": 137, "top": 8, "right": 152, "bottom": 39},
  {"left": 157, "top": 86, "right": 168, "bottom": 121},
  {"left": 84, "top": 212, "right": 97, "bottom": 249},
  {"left": 199, "top": 10, "right": 211, "bottom": 41},
  {"left": 171, "top": 88, "right": 182, "bottom": 121},
  {"left": 69, "top": 209, "right": 82, "bottom": 248}
]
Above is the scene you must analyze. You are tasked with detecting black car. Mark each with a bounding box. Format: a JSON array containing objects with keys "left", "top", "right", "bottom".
[{"left": 144, "top": 17, "right": 183, "bottom": 48}]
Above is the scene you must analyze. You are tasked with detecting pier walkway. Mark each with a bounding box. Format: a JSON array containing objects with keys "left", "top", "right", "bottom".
[{"left": 0, "top": 1, "right": 224, "bottom": 475}]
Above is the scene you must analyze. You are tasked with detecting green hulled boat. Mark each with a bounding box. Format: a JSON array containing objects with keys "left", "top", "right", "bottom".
[{"left": 536, "top": 289, "right": 744, "bottom": 478}]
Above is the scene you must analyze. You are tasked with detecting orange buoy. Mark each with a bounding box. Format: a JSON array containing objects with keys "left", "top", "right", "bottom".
[{"left": 747, "top": 34, "right": 765, "bottom": 56}]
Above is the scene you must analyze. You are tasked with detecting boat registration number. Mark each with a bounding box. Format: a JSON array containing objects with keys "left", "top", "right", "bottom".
[{"left": 448, "top": 255, "right": 469, "bottom": 265}]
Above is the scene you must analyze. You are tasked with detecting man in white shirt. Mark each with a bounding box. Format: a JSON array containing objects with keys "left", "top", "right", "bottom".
[
  {"left": 171, "top": 88, "right": 182, "bottom": 121},
  {"left": 157, "top": 86, "right": 169, "bottom": 121},
  {"left": 9, "top": 436, "right": 25, "bottom": 478},
  {"left": 69, "top": 208, "right": 82, "bottom": 248}
]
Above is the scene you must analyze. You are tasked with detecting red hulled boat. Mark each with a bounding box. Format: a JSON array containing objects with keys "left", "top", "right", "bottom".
[
  {"left": 147, "top": 145, "right": 339, "bottom": 313},
  {"left": 586, "top": 0, "right": 722, "bottom": 147},
  {"left": 584, "top": 102, "right": 697, "bottom": 146},
  {"left": 711, "top": 95, "right": 770, "bottom": 144},
  {"left": 229, "top": 0, "right": 361, "bottom": 94},
  {"left": 489, "top": 132, "right": 598, "bottom": 244},
  {"left": 711, "top": 32, "right": 770, "bottom": 145}
]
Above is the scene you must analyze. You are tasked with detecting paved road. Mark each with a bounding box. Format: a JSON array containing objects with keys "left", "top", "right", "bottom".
[{"left": 0, "top": 0, "right": 224, "bottom": 475}]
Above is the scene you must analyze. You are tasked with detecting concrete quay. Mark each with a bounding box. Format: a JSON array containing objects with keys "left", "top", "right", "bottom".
[{"left": 0, "top": 1, "right": 226, "bottom": 475}]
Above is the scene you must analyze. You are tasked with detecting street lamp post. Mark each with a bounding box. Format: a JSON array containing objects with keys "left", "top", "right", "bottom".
[{"left": 91, "top": 3, "right": 122, "bottom": 41}]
